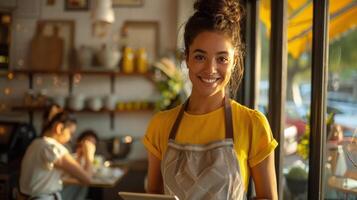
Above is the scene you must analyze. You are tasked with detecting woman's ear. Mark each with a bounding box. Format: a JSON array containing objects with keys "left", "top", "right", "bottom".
[{"left": 55, "top": 123, "right": 64, "bottom": 134}]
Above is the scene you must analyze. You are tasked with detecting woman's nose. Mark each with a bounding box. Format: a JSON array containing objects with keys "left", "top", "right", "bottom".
[{"left": 205, "top": 59, "right": 218, "bottom": 73}]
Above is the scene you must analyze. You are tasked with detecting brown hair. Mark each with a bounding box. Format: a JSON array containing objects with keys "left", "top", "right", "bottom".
[
  {"left": 42, "top": 103, "right": 62, "bottom": 131},
  {"left": 76, "top": 129, "right": 99, "bottom": 148},
  {"left": 184, "top": 0, "right": 245, "bottom": 98},
  {"left": 41, "top": 111, "right": 77, "bottom": 135}
]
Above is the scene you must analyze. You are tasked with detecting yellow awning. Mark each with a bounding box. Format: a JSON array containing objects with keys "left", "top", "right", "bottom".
[{"left": 260, "top": 0, "right": 357, "bottom": 59}]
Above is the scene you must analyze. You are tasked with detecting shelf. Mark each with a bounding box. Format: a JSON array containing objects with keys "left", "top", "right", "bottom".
[
  {"left": 8, "top": 69, "right": 157, "bottom": 130},
  {"left": 12, "top": 106, "right": 155, "bottom": 114},
  {"left": 8, "top": 69, "right": 156, "bottom": 93}
]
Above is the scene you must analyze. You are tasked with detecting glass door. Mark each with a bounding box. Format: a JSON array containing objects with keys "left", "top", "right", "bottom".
[{"left": 323, "top": 1, "right": 357, "bottom": 199}]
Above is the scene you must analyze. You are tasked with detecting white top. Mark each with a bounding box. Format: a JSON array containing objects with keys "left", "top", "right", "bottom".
[{"left": 20, "top": 137, "right": 69, "bottom": 196}]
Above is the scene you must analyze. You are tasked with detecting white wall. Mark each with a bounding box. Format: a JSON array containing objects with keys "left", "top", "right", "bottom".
[
  {"left": 176, "top": 0, "right": 194, "bottom": 49},
  {"left": 0, "top": 0, "right": 178, "bottom": 160},
  {"left": 10, "top": 0, "right": 178, "bottom": 69}
]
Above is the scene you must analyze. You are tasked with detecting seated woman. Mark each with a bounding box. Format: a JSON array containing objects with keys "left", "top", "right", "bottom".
[
  {"left": 62, "top": 130, "right": 99, "bottom": 200},
  {"left": 75, "top": 130, "right": 99, "bottom": 165},
  {"left": 20, "top": 111, "right": 95, "bottom": 199}
]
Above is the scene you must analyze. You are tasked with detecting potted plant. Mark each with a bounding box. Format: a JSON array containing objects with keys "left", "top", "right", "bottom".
[
  {"left": 152, "top": 57, "right": 184, "bottom": 111},
  {"left": 285, "top": 165, "right": 308, "bottom": 196}
]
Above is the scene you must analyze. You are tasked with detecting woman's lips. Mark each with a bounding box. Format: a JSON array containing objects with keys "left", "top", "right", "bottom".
[{"left": 198, "top": 76, "right": 220, "bottom": 84}]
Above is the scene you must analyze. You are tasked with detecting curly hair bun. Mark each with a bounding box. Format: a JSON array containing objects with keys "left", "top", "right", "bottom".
[{"left": 193, "top": 0, "right": 243, "bottom": 23}]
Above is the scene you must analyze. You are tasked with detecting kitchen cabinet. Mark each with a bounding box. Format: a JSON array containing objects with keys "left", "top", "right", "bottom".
[{"left": 9, "top": 69, "right": 156, "bottom": 129}]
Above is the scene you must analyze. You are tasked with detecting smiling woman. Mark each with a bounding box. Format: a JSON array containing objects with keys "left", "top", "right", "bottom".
[{"left": 141, "top": 0, "right": 278, "bottom": 199}]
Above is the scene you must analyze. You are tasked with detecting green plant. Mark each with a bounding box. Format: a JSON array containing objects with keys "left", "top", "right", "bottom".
[
  {"left": 285, "top": 165, "right": 308, "bottom": 196},
  {"left": 153, "top": 58, "right": 183, "bottom": 111},
  {"left": 286, "top": 166, "right": 308, "bottom": 180}
]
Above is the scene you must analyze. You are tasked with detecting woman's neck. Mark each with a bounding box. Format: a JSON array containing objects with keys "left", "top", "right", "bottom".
[
  {"left": 187, "top": 91, "right": 225, "bottom": 114},
  {"left": 43, "top": 131, "right": 58, "bottom": 141}
]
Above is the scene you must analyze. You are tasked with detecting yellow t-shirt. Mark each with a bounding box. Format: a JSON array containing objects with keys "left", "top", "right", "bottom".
[{"left": 142, "top": 99, "right": 278, "bottom": 191}]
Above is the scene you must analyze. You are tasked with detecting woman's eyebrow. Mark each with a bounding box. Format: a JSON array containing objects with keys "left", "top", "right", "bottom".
[
  {"left": 193, "top": 49, "right": 206, "bottom": 54},
  {"left": 216, "top": 51, "right": 229, "bottom": 55},
  {"left": 192, "top": 49, "right": 230, "bottom": 57}
]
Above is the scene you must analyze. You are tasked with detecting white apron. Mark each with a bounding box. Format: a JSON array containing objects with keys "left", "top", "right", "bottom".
[{"left": 161, "top": 98, "right": 246, "bottom": 200}]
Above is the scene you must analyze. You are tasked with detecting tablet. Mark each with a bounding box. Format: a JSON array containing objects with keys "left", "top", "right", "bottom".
[{"left": 118, "top": 192, "right": 179, "bottom": 200}]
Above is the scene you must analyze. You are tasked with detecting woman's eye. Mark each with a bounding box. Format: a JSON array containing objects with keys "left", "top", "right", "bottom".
[
  {"left": 217, "top": 56, "right": 229, "bottom": 64},
  {"left": 194, "top": 54, "right": 205, "bottom": 61}
]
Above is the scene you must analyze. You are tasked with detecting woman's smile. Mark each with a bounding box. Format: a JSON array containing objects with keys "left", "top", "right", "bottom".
[{"left": 199, "top": 75, "right": 221, "bottom": 83}]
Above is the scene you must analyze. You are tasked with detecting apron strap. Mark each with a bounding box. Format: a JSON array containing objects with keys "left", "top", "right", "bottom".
[
  {"left": 168, "top": 97, "right": 234, "bottom": 141},
  {"left": 224, "top": 97, "right": 234, "bottom": 140},
  {"left": 168, "top": 99, "right": 188, "bottom": 140}
]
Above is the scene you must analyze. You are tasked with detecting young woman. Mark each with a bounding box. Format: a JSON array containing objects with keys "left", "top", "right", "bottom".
[
  {"left": 20, "top": 111, "right": 95, "bottom": 199},
  {"left": 74, "top": 130, "right": 99, "bottom": 164},
  {"left": 143, "top": 0, "right": 278, "bottom": 199},
  {"left": 61, "top": 129, "right": 99, "bottom": 200}
]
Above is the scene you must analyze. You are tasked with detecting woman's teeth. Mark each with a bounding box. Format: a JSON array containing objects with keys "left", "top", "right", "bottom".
[{"left": 201, "top": 78, "right": 218, "bottom": 83}]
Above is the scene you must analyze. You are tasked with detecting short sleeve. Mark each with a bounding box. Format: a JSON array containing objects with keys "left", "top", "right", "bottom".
[
  {"left": 142, "top": 113, "right": 163, "bottom": 160},
  {"left": 248, "top": 110, "right": 278, "bottom": 167},
  {"left": 41, "top": 143, "right": 69, "bottom": 170}
]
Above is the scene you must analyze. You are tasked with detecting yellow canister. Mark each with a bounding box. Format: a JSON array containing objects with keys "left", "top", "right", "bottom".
[
  {"left": 122, "top": 47, "right": 134, "bottom": 73},
  {"left": 136, "top": 48, "right": 148, "bottom": 74}
]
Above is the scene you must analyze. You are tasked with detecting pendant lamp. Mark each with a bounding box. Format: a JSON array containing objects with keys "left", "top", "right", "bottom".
[{"left": 92, "top": 0, "right": 115, "bottom": 37}]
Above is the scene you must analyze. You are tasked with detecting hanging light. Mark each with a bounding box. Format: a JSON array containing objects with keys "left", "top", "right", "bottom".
[{"left": 92, "top": 0, "right": 115, "bottom": 38}]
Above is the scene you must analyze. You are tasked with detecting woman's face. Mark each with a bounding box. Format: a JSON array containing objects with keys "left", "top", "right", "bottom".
[
  {"left": 58, "top": 123, "right": 76, "bottom": 144},
  {"left": 81, "top": 136, "right": 97, "bottom": 146},
  {"left": 186, "top": 31, "right": 235, "bottom": 98}
]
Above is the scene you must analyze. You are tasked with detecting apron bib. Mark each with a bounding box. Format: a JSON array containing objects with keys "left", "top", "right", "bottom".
[{"left": 161, "top": 98, "right": 246, "bottom": 200}]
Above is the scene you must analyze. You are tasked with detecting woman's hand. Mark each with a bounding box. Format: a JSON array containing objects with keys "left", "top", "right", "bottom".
[
  {"left": 75, "top": 144, "right": 83, "bottom": 161},
  {"left": 82, "top": 140, "right": 96, "bottom": 162}
]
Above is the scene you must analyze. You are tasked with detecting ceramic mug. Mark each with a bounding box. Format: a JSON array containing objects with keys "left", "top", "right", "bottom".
[
  {"left": 103, "top": 95, "right": 117, "bottom": 110},
  {"left": 87, "top": 97, "right": 103, "bottom": 111},
  {"left": 68, "top": 94, "right": 85, "bottom": 111},
  {"left": 52, "top": 96, "right": 66, "bottom": 108}
]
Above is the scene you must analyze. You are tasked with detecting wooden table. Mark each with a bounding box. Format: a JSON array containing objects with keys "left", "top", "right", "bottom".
[
  {"left": 63, "top": 167, "right": 128, "bottom": 188},
  {"left": 328, "top": 176, "right": 357, "bottom": 198}
]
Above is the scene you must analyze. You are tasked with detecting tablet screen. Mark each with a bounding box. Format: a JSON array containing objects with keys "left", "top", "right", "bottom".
[{"left": 119, "top": 192, "right": 179, "bottom": 200}]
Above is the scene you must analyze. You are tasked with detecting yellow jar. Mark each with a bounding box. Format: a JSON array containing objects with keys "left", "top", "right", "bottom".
[
  {"left": 117, "top": 102, "right": 125, "bottom": 111},
  {"left": 122, "top": 47, "right": 134, "bottom": 73},
  {"left": 136, "top": 48, "right": 148, "bottom": 74}
]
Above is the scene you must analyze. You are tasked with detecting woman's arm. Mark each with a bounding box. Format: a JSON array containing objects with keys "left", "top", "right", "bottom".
[
  {"left": 251, "top": 152, "right": 278, "bottom": 200},
  {"left": 54, "top": 153, "right": 92, "bottom": 185},
  {"left": 54, "top": 141, "right": 95, "bottom": 185},
  {"left": 147, "top": 152, "right": 164, "bottom": 194},
  {"left": 80, "top": 140, "right": 95, "bottom": 173}
]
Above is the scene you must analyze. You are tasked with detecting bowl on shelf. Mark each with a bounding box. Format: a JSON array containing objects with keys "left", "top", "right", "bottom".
[
  {"left": 67, "top": 94, "right": 85, "bottom": 111},
  {"left": 87, "top": 97, "right": 103, "bottom": 111},
  {"left": 103, "top": 95, "right": 117, "bottom": 111},
  {"left": 77, "top": 45, "right": 94, "bottom": 68},
  {"left": 52, "top": 96, "right": 66, "bottom": 108},
  {"left": 96, "top": 45, "right": 120, "bottom": 70}
]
